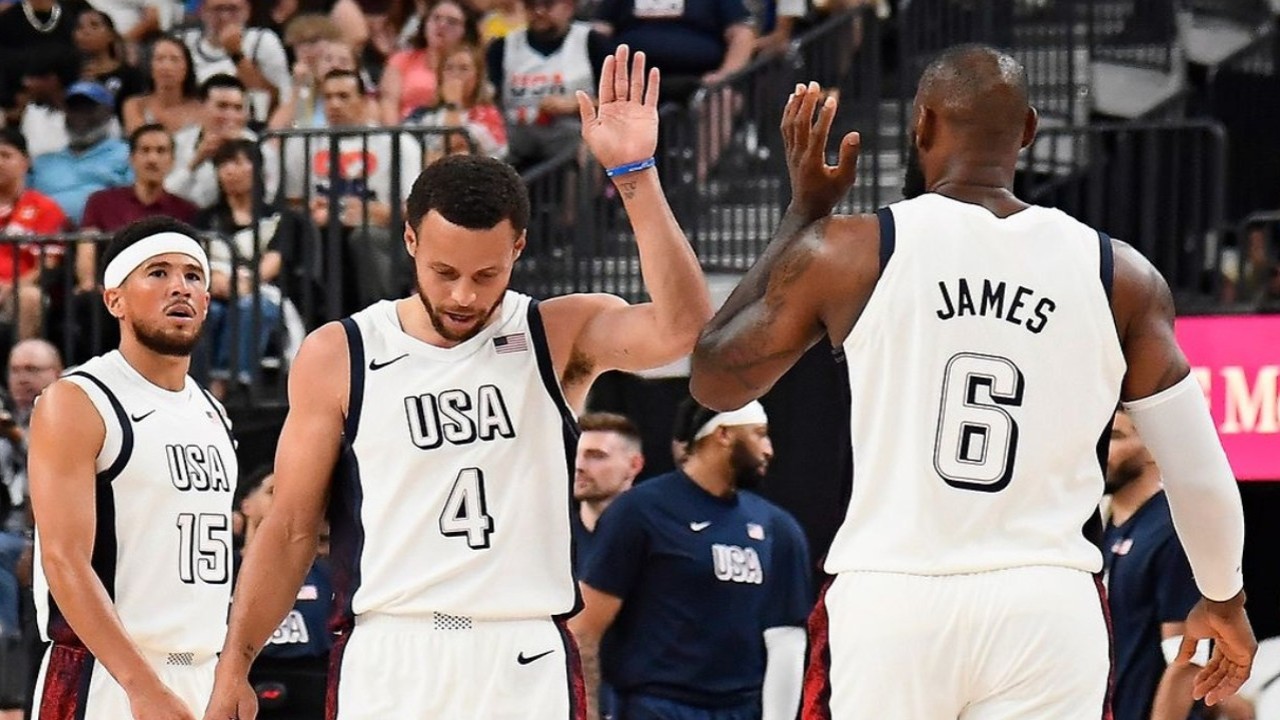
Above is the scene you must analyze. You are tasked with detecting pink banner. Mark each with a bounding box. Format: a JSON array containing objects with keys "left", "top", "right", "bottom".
[{"left": 1176, "top": 315, "right": 1280, "bottom": 481}]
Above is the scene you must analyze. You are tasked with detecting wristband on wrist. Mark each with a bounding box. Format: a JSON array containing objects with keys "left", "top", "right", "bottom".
[{"left": 605, "top": 157, "right": 656, "bottom": 178}]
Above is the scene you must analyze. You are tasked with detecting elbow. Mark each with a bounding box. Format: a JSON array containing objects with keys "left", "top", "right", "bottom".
[{"left": 689, "top": 373, "right": 751, "bottom": 412}]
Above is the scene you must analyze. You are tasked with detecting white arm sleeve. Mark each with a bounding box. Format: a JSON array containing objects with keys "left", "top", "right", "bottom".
[
  {"left": 762, "top": 626, "right": 806, "bottom": 720},
  {"left": 1123, "top": 373, "right": 1245, "bottom": 602}
]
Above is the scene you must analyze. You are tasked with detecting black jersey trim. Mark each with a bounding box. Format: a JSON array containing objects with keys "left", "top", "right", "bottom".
[
  {"left": 67, "top": 371, "right": 133, "bottom": 484},
  {"left": 527, "top": 299, "right": 584, "bottom": 616},
  {"left": 339, "top": 318, "right": 366, "bottom": 442},
  {"left": 876, "top": 206, "right": 896, "bottom": 274},
  {"left": 197, "top": 386, "right": 237, "bottom": 450},
  {"left": 1098, "top": 231, "right": 1115, "bottom": 302}
]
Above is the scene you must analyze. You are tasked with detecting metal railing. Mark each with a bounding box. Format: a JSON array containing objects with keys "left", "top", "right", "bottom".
[{"left": 1018, "top": 120, "right": 1229, "bottom": 307}]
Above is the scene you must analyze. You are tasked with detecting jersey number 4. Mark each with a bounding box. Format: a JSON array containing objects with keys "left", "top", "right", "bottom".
[
  {"left": 933, "top": 353, "right": 1026, "bottom": 493},
  {"left": 439, "top": 468, "right": 495, "bottom": 549},
  {"left": 176, "top": 513, "right": 230, "bottom": 584}
]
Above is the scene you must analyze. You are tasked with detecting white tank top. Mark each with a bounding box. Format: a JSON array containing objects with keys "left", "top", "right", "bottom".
[
  {"left": 825, "top": 194, "right": 1126, "bottom": 577},
  {"left": 35, "top": 351, "right": 238, "bottom": 655},
  {"left": 501, "top": 23, "right": 595, "bottom": 126},
  {"left": 330, "top": 292, "right": 578, "bottom": 624}
]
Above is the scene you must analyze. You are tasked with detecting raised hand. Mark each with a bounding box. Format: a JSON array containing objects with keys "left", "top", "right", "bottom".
[
  {"left": 1179, "top": 593, "right": 1257, "bottom": 707},
  {"left": 576, "top": 44, "right": 660, "bottom": 171},
  {"left": 781, "top": 82, "right": 860, "bottom": 222}
]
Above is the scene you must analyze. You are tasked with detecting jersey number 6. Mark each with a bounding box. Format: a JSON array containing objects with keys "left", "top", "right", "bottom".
[
  {"left": 439, "top": 467, "right": 495, "bottom": 549},
  {"left": 933, "top": 352, "right": 1026, "bottom": 493}
]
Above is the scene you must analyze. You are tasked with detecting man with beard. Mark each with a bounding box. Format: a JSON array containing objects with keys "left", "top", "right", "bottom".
[
  {"left": 26, "top": 216, "right": 238, "bottom": 720},
  {"left": 30, "top": 81, "right": 130, "bottom": 225},
  {"left": 690, "top": 45, "right": 1254, "bottom": 719},
  {"left": 572, "top": 411, "right": 644, "bottom": 576},
  {"left": 570, "top": 399, "right": 810, "bottom": 720},
  {"left": 1104, "top": 409, "right": 1206, "bottom": 720},
  {"left": 486, "top": 0, "right": 614, "bottom": 168},
  {"left": 203, "top": 46, "right": 712, "bottom": 720}
]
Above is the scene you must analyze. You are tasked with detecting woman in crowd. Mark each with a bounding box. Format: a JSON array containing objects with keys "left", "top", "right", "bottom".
[
  {"left": 271, "top": 21, "right": 378, "bottom": 128},
  {"left": 194, "top": 139, "right": 313, "bottom": 399},
  {"left": 377, "top": 0, "right": 478, "bottom": 124},
  {"left": 121, "top": 34, "right": 204, "bottom": 133},
  {"left": 408, "top": 42, "right": 507, "bottom": 159},
  {"left": 74, "top": 7, "right": 148, "bottom": 121}
]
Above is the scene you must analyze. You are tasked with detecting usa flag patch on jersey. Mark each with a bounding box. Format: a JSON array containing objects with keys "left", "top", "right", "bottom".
[
  {"left": 493, "top": 333, "right": 529, "bottom": 354},
  {"left": 747, "top": 523, "right": 765, "bottom": 540}
]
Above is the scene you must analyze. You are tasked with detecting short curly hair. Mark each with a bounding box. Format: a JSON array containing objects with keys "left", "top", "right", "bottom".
[{"left": 405, "top": 155, "right": 530, "bottom": 234}]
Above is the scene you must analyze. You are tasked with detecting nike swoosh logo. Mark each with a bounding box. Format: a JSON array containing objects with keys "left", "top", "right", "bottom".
[
  {"left": 130, "top": 410, "right": 156, "bottom": 422},
  {"left": 517, "top": 650, "right": 554, "bottom": 665},
  {"left": 368, "top": 354, "right": 409, "bottom": 371},
  {"left": 689, "top": 521, "right": 711, "bottom": 532}
]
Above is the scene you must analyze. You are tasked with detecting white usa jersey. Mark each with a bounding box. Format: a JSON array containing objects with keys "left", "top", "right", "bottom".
[
  {"left": 329, "top": 292, "right": 578, "bottom": 624},
  {"left": 826, "top": 194, "right": 1126, "bottom": 577},
  {"left": 34, "top": 351, "right": 238, "bottom": 655}
]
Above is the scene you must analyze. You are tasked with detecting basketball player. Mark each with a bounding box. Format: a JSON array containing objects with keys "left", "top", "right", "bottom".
[
  {"left": 572, "top": 399, "right": 810, "bottom": 720},
  {"left": 203, "top": 44, "right": 711, "bottom": 720},
  {"left": 689, "top": 46, "right": 1255, "bottom": 719},
  {"left": 28, "top": 216, "right": 238, "bottom": 720}
]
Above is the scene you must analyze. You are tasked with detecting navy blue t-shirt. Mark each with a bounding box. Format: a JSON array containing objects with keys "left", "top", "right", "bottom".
[
  {"left": 571, "top": 504, "right": 597, "bottom": 578},
  {"left": 1103, "top": 491, "right": 1203, "bottom": 720},
  {"left": 583, "top": 471, "right": 811, "bottom": 708},
  {"left": 258, "top": 560, "right": 334, "bottom": 660},
  {"left": 595, "top": 0, "right": 751, "bottom": 76}
]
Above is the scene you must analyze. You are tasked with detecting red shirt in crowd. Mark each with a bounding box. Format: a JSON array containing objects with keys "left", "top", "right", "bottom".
[
  {"left": 81, "top": 186, "right": 198, "bottom": 233},
  {"left": 0, "top": 189, "right": 67, "bottom": 283}
]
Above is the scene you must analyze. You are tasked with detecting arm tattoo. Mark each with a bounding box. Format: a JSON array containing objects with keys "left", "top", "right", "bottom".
[{"left": 617, "top": 179, "right": 638, "bottom": 200}]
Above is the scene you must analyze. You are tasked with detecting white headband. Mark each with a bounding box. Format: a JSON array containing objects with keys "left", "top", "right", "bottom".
[
  {"left": 103, "top": 231, "right": 211, "bottom": 290},
  {"left": 693, "top": 401, "right": 769, "bottom": 441}
]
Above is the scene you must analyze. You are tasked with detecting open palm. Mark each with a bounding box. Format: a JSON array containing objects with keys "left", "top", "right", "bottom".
[{"left": 577, "top": 45, "right": 660, "bottom": 170}]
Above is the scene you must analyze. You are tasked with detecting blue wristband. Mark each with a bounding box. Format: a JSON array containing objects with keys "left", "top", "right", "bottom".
[{"left": 605, "top": 157, "right": 656, "bottom": 178}]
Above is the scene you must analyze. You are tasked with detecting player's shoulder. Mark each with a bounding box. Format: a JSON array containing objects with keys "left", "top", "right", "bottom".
[{"left": 740, "top": 491, "right": 806, "bottom": 537}]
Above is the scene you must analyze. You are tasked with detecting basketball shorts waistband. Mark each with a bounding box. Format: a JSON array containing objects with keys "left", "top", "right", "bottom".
[{"left": 354, "top": 612, "right": 556, "bottom": 633}]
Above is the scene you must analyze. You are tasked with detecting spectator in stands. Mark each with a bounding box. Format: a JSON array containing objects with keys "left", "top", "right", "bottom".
[
  {"left": 285, "top": 69, "right": 419, "bottom": 310},
  {"left": 122, "top": 34, "right": 204, "bottom": 134},
  {"left": 166, "top": 73, "right": 281, "bottom": 208},
  {"left": 0, "top": 128, "right": 68, "bottom": 341},
  {"left": 750, "top": 0, "right": 805, "bottom": 56},
  {"left": 0, "top": 0, "right": 81, "bottom": 120},
  {"left": 17, "top": 50, "right": 84, "bottom": 158},
  {"left": 177, "top": 0, "right": 292, "bottom": 120},
  {"left": 1222, "top": 221, "right": 1278, "bottom": 311},
  {"left": 0, "top": 339, "right": 61, "bottom": 524},
  {"left": 0, "top": 339, "right": 60, "bottom": 720},
  {"left": 252, "top": 0, "right": 369, "bottom": 54},
  {"left": 572, "top": 399, "right": 810, "bottom": 720},
  {"left": 1104, "top": 408, "right": 1205, "bottom": 720},
  {"left": 30, "top": 81, "right": 132, "bottom": 225},
  {"left": 270, "top": 18, "right": 378, "bottom": 129},
  {"left": 408, "top": 44, "right": 508, "bottom": 160},
  {"left": 90, "top": 0, "right": 171, "bottom": 45},
  {"left": 593, "top": 0, "right": 754, "bottom": 103},
  {"left": 571, "top": 411, "right": 644, "bottom": 577},
  {"left": 74, "top": 7, "right": 148, "bottom": 120},
  {"left": 488, "top": 0, "right": 610, "bottom": 168},
  {"left": 195, "top": 139, "right": 300, "bottom": 399},
  {"left": 378, "top": 0, "right": 479, "bottom": 124},
  {"left": 236, "top": 465, "right": 332, "bottom": 720},
  {"left": 80, "top": 123, "right": 197, "bottom": 288}
]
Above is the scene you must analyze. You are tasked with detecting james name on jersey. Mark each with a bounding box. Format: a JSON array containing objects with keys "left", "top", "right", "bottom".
[
  {"left": 935, "top": 278, "right": 1058, "bottom": 334},
  {"left": 403, "top": 384, "right": 516, "bottom": 450}
]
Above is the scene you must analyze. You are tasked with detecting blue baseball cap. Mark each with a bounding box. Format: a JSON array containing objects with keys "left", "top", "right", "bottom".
[{"left": 66, "top": 81, "right": 115, "bottom": 110}]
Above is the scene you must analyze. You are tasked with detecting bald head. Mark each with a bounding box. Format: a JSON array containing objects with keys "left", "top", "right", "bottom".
[
  {"left": 8, "top": 339, "right": 62, "bottom": 414},
  {"left": 904, "top": 44, "right": 1038, "bottom": 200},
  {"left": 917, "top": 44, "right": 1030, "bottom": 140}
]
